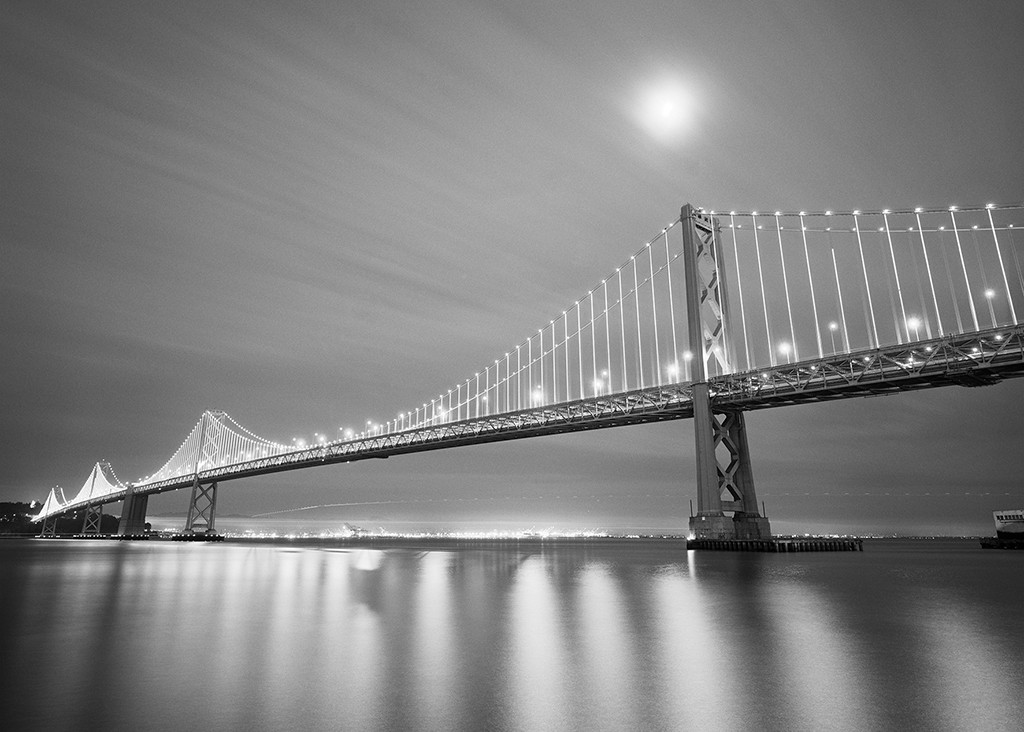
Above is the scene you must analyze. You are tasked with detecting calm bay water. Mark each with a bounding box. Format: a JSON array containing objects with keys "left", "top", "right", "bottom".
[{"left": 1, "top": 538, "right": 1021, "bottom": 731}]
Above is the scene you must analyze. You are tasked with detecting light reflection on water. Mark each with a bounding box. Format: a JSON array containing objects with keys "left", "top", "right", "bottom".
[{"left": 1, "top": 539, "right": 1022, "bottom": 731}]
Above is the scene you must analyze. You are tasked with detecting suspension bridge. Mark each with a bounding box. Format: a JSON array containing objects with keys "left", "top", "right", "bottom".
[{"left": 33, "top": 202, "right": 1024, "bottom": 540}]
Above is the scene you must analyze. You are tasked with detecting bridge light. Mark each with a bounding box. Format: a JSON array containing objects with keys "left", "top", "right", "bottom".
[
  {"left": 882, "top": 209, "right": 891, "bottom": 215},
  {"left": 986, "top": 202, "right": 995, "bottom": 209},
  {"left": 825, "top": 210, "right": 832, "bottom": 216},
  {"left": 914, "top": 207, "right": 923, "bottom": 213},
  {"left": 852, "top": 210, "right": 861, "bottom": 216},
  {"left": 949, "top": 205, "right": 957, "bottom": 211}
]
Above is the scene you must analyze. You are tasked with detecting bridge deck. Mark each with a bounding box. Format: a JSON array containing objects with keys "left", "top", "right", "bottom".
[{"left": 44, "top": 324, "right": 1022, "bottom": 519}]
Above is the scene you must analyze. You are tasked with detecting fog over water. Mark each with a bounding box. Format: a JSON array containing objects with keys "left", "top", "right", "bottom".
[{"left": 2, "top": 538, "right": 1022, "bottom": 731}]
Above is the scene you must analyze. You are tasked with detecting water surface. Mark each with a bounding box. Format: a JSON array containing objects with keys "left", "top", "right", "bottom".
[{"left": 1, "top": 538, "right": 1021, "bottom": 731}]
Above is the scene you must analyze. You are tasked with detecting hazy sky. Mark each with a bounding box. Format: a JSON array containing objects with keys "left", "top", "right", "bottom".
[{"left": 3, "top": 0, "right": 1023, "bottom": 534}]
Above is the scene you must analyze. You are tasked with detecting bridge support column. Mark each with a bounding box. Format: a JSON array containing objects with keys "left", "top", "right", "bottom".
[
  {"left": 117, "top": 485, "right": 149, "bottom": 536},
  {"left": 81, "top": 504, "right": 103, "bottom": 535},
  {"left": 681, "top": 203, "right": 771, "bottom": 540},
  {"left": 184, "top": 478, "right": 218, "bottom": 535},
  {"left": 39, "top": 514, "right": 58, "bottom": 538}
]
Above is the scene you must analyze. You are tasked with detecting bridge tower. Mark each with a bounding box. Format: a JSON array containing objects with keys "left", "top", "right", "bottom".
[
  {"left": 681, "top": 204, "right": 771, "bottom": 540},
  {"left": 184, "top": 410, "right": 221, "bottom": 535}
]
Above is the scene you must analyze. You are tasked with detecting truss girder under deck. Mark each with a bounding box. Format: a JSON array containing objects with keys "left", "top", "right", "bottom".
[{"left": 37, "top": 326, "right": 1024, "bottom": 525}]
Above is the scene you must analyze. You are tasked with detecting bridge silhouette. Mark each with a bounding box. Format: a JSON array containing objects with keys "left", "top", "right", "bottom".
[{"left": 34, "top": 203, "right": 1024, "bottom": 539}]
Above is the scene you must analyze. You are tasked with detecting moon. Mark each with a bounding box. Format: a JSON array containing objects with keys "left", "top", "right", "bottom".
[{"left": 635, "top": 76, "right": 697, "bottom": 144}]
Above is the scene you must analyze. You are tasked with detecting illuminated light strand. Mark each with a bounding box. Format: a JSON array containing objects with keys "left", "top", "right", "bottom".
[
  {"left": 915, "top": 211, "right": 944, "bottom": 336},
  {"left": 852, "top": 211, "right": 879, "bottom": 348},
  {"left": 882, "top": 211, "right": 909, "bottom": 341},
  {"left": 986, "top": 206, "right": 1017, "bottom": 324},
  {"left": 774, "top": 212, "right": 798, "bottom": 362},
  {"left": 949, "top": 208, "right": 980, "bottom": 332},
  {"left": 751, "top": 213, "right": 774, "bottom": 366},
  {"left": 729, "top": 213, "right": 751, "bottom": 370}
]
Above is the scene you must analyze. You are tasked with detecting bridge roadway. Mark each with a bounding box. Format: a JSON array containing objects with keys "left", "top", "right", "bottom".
[{"left": 55, "top": 323, "right": 1024, "bottom": 515}]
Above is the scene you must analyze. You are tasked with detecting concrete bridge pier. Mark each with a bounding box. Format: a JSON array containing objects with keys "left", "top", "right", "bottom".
[
  {"left": 117, "top": 485, "right": 149, "bottom": 536},
  {"left": 681, "top": 204, "right": 771, "bottom": 541}
]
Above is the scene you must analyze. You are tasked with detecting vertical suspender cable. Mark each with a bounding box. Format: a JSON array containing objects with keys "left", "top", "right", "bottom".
[
  {"left": 516, "top": 346, "right": 522, "bottom": 411},
  {"left": 939, "top": 228, "right": 964, "bottom": 333},
  {"left": 883, "top": 211, "right": 908, "bottom": 340},
  {"left": 1008, "top": 226, "right": 1024, "bottom": 300},
  {"left": 775, "top": 212, "right": 798, "bottom": 361},
  {"left": 589, "top": 291, "right": 598, "bottom": 394},
  {"left": 563, "top": 314, "right": 570, "bottom": 401},
  {"left": 987, "top": 207, "right": 1018, "bottom": 324},
  {"left": 799, "top": 213, "right": 823, "bottom": 358},
  {"left": 752, "top": 213, "right": 774, "bottom": 366},
  {"left": 949, "top": 209, "right": 979, "bottom": 332},
  {"left": 618, "top": 269, "right": 627, "bottom": 391},
  {"left": 970, "top": 227, "right": 996, "bottom": 327},
  {"left": 853, "top": 212, "right": 879, "bottom": 348},
  {"left": 632, "top": 256, "right": 644, "bottom": 388},
  {"left": 665, "top": 229, "right": 679, "bottom": 374},
  {"left": 539, "top": 328, "right": 545, "bottom": 404},
  {"left": 603, "top": 279, "right": 612, "bottom": 391},
  {"left": 710, "top": 214, "right": 729, "bottom": 373},
  {"left": 576, "top": 303, "right": 583, "bottom": 399},
  {"left": 648, "top": 242, "right": 661, "bottom": 385},
  {"left": 906, "top": 229, "right": 933, "bottom": 338},
  {"left": 730, "top": 214, "right": 751, "bottom": 370},
  {"left": 832, "top": 248, "right": 849, "bottom": 353},
  {"left": 915, "top": 212, "right": 944, "bottom": 336}
]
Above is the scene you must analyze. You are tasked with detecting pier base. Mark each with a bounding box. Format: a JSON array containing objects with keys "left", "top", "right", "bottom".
[
  {"left": 688, "top": 537, "right": 864, "bottom": 552},
  {"left": 117, "top": 486, "right": 149, "bottom": 537}
]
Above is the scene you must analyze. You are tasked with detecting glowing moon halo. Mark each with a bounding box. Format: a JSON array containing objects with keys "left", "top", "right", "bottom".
[{"left": 635, "top": 77, "right": 696, "bottom": 144}]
